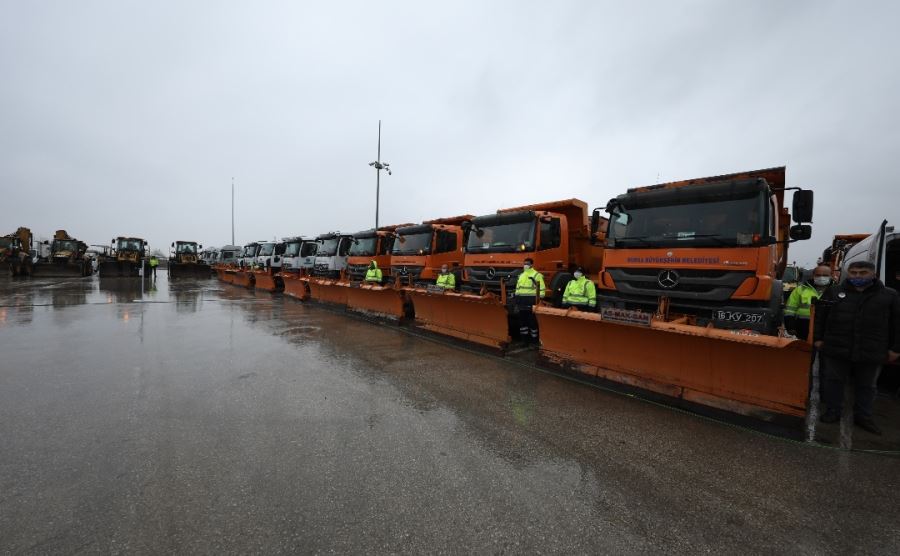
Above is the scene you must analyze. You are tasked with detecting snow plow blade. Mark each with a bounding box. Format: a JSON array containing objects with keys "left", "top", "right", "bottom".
[
  {"left": 405, "top": 288, "right": 511, "bottom": 350},
  {"left": 345, "top": 283, "right": 406, "bottom": 321},
  {"left": 220, "top": 268, "right": 237, "bottom": 284},
  {"left": 281, "top": 274, "right": 309, "bottom": 300},
  {"left": 253, "top": 270, "right": 283, "bottom": 292},
  {"left": 308, "top": 278, "right": 349, "bottom": 307},
  {"left": 32, "top": 261, "right": 90, "bottom": 277},
  {"left": 169, "top": 262, "right": 212, "bottom": 279},
  {"left": 232, "top": 270, "right": 254, "bottom": 288},
  {"left": 534, "top": 306, "right": 813, "bottom": 426}
]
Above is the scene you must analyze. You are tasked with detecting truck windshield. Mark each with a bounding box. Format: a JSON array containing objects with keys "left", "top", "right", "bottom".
[
  {"left": 284, "top": 242, "right": 301, "bottom": 257},
  {"left": 301, "top": 242, "right": 317, "bottom": 257},
  {"left": 610, "top": 194, "right": 765, "bottom": 248},
  {"left": 118, "top": 239, "right": 143, "bottom": 251},
  {"left": 349, "top": 237, "right": 377, "bottom": 256},
  {"left": 466, "top": 221, "right": 535, "bottom": 253},
  {"left": 258, "top": 243, "right": 275, "bottom": 256},
  {"left": 393, "top": 232, "right": 431, "bottom": 255},
  {"left": 0, "top": 238, "right": 12, "bottom": 249},
  {"left": 53, "top": 240, "right": 78, "bottom": 252},
  {"left": 243, "top": 246, "right": 257, "bottom": 257},
  {"left": 176, "top": 243, "right": 197, "bottom": 253},
  {"left": 317, "top": 238, "right": 340, "bottom": 256}
]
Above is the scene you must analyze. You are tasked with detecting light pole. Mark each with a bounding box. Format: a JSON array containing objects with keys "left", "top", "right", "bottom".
[{"left": 368, "top": 120, "right": 391, "bottom": 230}]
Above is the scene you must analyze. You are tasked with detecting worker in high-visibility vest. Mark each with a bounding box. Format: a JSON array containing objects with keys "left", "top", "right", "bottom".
[
  {"left": 514, "top": 257, "right": 546, "bottom": 344},
  {"left": 436, "top": 264, "right": 456, "bottom": 290},
  {"left": 785, "top": 264, "right": 832, "bottom": 340},
  {"left": 149, "top": 255, "right": 159, "bottom": 278},
  {"left": 561, "top": 267, "right": 596, "bottom": 310},
  {"left": 364, "top": 260, "right": 382, "bottom": 284}
]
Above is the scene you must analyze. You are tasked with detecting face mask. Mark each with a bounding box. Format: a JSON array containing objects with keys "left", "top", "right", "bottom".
[
  {"left": 441, "top": 269, "right": 448, "bottom": 274},
  {"left": 523, "top": 264, "right": 532, "bottom": 270},
  {"left": 848, "top": 276, "right": 874, "bottom": 288},
  {"left": 574, "top": 271, "right": 583, "bottom": 279},
  {"left": 813, "top": 276, "right": 830, "bottom": 287}
]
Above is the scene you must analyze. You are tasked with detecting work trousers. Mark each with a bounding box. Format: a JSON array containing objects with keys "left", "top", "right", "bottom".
[
  {"left": 516, "top": 296, "right": 539, "bottom": 341},
  {"left": 821, "top": 355, "right": 881, "bottom": 419}
]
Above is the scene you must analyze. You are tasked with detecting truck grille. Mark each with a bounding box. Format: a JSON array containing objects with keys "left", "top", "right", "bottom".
[
  {"left": 465, "top": 266, "right": 518, "bottom": 288},
  {"left": 606, "top": 268, "right": 754, "bottom": 302}
]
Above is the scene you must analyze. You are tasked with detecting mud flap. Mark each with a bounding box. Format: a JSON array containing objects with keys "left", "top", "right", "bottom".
[
  {"left": 405, "top": 288, "right": 511, "bottom": 350},
  {"left": 308, "top": 278, "right": 349, "bottom": 307},
  {"left": 282, "top": 274, "right": 309, "bottom": 300},
  {"left": 535, "top": 306, "right": 812, "bottom": 424},
  {"left": 346, "top": 284, "right": 406, "bottom": 321}
]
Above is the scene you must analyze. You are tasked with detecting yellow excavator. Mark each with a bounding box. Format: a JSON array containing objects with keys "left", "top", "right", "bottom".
[
  {"left": 32, "top": 230, "right": 92, "bottom": 277},
  {"left": 2, "top": 227, "right": 34, "bottom": 277}
]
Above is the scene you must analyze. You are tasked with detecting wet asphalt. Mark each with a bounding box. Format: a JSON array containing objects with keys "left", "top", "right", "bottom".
[{"left": 0, "top": 273, "right": 898, "bottom": 554}]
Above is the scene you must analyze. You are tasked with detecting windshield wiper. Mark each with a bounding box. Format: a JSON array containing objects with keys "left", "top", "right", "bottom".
[{"left": 680, "top": 233, "right": 732, "bottom": 246}]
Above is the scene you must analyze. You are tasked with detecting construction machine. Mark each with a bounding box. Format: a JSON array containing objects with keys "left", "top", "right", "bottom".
[
  {"left": 2, "top": 227, "right": 34, "bottom": 277},
  {"left": 168, "top": 241, "right": 212, "bottom": 279},
  {"left": 99, "top": 236, "right": 148, "bottom": 277},
  {"left": 535, "top": 167, "right": 816, "bottom": 431},
  {"left": 32, "top": 230, "right": 92, "bottom": 277},
  {"left": 821, "top": 233, "right": 870, "bottom": 281},
  {"left": 390, "top": 215, "right": 473, "bottom": 286},
  {"left": 406, "top": 200, "right": 604, "bottom": 349}
]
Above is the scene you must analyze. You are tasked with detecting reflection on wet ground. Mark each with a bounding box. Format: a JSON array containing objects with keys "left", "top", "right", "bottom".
[{"left": 0, "top": 274, "right": 898, "bottom": 553}]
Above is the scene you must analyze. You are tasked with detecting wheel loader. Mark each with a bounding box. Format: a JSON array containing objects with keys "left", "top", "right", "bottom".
[
  {"left": 168, "top": 241, "right": 212, "bottom": 279},
  {"left": 98, "top": 236, "right": 148, "bottom": 278},
  {"left": 2, "top": 227, "right": 34, "bottom": 277},
  {"left": 534, "top": 167, "right": 817, "bottom": 431},
  {"left": 32, "top": 230, "right": 92, "bottom": 277}
]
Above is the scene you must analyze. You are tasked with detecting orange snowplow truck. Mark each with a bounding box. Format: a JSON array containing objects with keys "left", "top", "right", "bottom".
[
  {"left": 390, "top": 215, "right": 474, "bottom": 286},
  {"left": 346, "top": 224, "right": 411, "bottom": 283},
  {"left": 593, "top": 167, "right": 813, "bottom": 335},
  {"left": 464, "top": 199, "right": 605, "bottom": 303}
]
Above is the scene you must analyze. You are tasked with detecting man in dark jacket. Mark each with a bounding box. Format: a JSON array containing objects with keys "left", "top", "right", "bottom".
[{"left": 814, "top": 260, "right": 900, "bottom": 434}]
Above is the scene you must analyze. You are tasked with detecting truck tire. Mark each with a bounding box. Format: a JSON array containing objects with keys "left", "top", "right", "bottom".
[{"left": 549, "top": 272, "right": 574, "bottom": 307}]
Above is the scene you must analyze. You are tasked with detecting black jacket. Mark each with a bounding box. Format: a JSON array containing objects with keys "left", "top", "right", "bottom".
[{"left": 813, "top": 279, "right": 900, "bottom": 363}]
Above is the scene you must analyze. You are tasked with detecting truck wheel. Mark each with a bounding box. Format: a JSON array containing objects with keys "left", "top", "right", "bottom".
[{"left": 549, "top": 272, "right": 574, "bottom": 308}]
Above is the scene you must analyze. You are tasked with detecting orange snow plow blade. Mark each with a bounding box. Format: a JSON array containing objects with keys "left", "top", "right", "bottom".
[
  {"left": 307, "top": 278, "right": 349, "bottom": 307},
  {"left": 220, "top": 268, "right": 237, "bottom": 284},
  {"left": 535, "top": 306, "right": 812, "bottom": 424},
  {"left": 232, "top": 270, "right": 254, "bottom": 288},
  {"left": 405, "top": 288, "right": 510, "bottom": 350},
  {"left": 345, "top": 284, "right": 406, "bottom": 320},
  {"left": 281, "top": 274, "right": 309, "bottom": 300},
  {"left": 253, "top": 270, "right": 282, "bottom": 292}
]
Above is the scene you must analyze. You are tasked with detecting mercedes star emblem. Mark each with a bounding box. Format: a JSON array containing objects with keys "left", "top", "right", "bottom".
[
  {"left": 657, "top": 269, "right": 679, "bottom": 289},
  {"left": 486, "top": 267, "right": 496, "bottom": 279}
]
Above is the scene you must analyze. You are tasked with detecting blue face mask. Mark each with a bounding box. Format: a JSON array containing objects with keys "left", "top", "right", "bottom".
[{"left": 848, "top": 276, "right": 874, "bottom": 288}]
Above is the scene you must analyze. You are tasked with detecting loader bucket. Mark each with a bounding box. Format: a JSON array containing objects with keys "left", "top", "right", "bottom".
[
  {"left": 169, "top": 262, "right": 212, "bottom": 279},
  {"left": 98, "top": 260, "right": 143, "bottom": 278},
  {"left": 281, "top": 274, "right": 310, "bottom": 301},
  {"left": 405, "top": 288, "right": 511, "bottom": 350},
  {"left": 534, "top": 306, "right": 813, "bottom": 426},
  {"left": 253, "top": 270, "right": 283, "bottom": 292},
  {"left": 232, "top": 270, "right": 254, "bottom": 288},
  {"left": 345, "top": 283, "right": 406, "bottom": 321},
  {"left": 307, "top": 278, "right": 349, "bottom": 307},
  {"left": 32, "top": 261, "right": 90, "bottom": 277}
]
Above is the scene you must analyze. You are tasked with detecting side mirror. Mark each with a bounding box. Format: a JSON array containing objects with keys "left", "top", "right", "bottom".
[
  {"left": 199, "top": 244, "right": 203, "bottom": 249},
  {"left": 789, "top": 224, "right": 812, "bottom": 241},
  {"left": 475, "top": 229, "right": 484, "bottom": 238},
  {"left": 792, "top": 190, "right": 814, "bottom": 223},
  {"left": 171, "top": 242, "right": 174, "bottom": 247},
  {"left": 540, "top": 215, "right": 553, "bottom": 223},
  {"left": 590, "top": 209, "right": 601, "bottom": 236}
]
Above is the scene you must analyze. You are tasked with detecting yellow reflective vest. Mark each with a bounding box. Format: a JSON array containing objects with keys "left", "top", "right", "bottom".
[
  {"left": 436, "top": 272, "right": 455, "bottom": 289},
  {"left": 562, "top": 276, "right": 596, "bottom": 306},
  {"left": 149, "top": 257, "right": 159, "bottom": 268},
  {"left": 364, "top": 264, "right": 382, "bottom": 283},
  {"left": 784, "top": 282, "right": 823, "bottom": 319},
  {"left": 515, "top": 267, "right": 546, "bottom": 298}
]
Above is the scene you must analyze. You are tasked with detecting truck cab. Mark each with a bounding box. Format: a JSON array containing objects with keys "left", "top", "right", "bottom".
[
  {"left": 841, "top": 221, "right": 900, "bottom": 291},
  {"left": 313, "top": 232, "right": 354, "bottom": 278},
  {"left": 171, "top": 241, "right": 201, "bottom": 263},
  {"left": 463, "top": 199, "right": 602, "bottom": 303},
  {"left": 255, "top": 241, "right": 286, "bottom": 271},
  {"left": 216, "top": 245, "right": 241, "bottom": 266},
  {"left": 347, "top": 225, "right": 410, "bottom": 283},
  {"left": 281, "top": 237, "right": 318, "bottom": 275},
  {"left": 390, "top": 215, "right": 473, "bottom": 286},
  {"left": 594, "top": 167, "right": 813, "bottom": 334},
  {"left": 113, "top": 237, "right": 147, "bottom": 262},
  {"left": 239, "top": 242, "right": 261, "bottom": 268}
]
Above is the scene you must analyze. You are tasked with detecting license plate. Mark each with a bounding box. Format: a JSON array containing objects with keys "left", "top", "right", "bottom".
[{"left": 713, "top": 310, "right": 764, "bottom": 324}]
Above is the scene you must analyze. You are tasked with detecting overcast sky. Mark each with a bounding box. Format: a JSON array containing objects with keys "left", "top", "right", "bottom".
[{"left": 2, "top": 0, "right": 897, "bottom": 266}]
